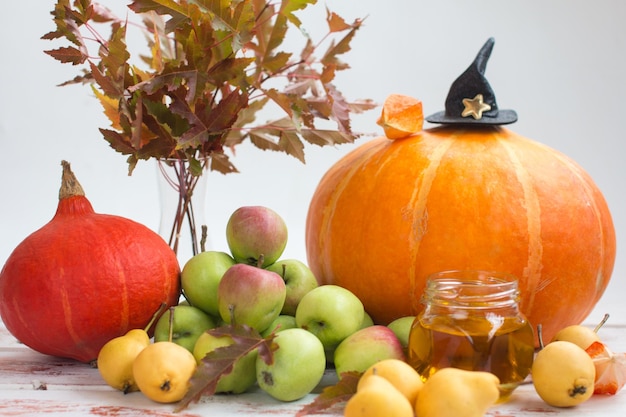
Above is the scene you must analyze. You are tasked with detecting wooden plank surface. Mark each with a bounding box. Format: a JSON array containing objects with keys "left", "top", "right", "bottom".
[{"left": 1, "top": 323, "right": 625, "bottom": 416}]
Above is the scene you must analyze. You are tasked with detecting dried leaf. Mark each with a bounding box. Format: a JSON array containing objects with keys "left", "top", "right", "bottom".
[
  {"left": 321, "top": 19, "right": 362, "bottom": 68},
  {"left": 89, "top": 61, "right": 122, "bottom": 98},
  {"left": 99, "top": 128, "right": 135, "bottom": 155},
  {"left": 207, "top": 57, "right": 254, "bottom": 86},
  {"left": 44, "top": 46, "right": 87, "bottom": 65},
  {"left": 279, "top": 130, "right": 306, "bottom": 163},
  {"left": 209, "top": 152, "right": 239, "bottom": 174},
  {"left": 264, "top": 88, "right": 295, "bottom": 118},
  {"left": 326, "top": 8, "right": 352, "bottom": 32},
  {"left": 249, "top": 129, "right": 282, "bottom": 152},
  {"left": 295, "top": 371, "right": 361, "bottom": 417},
  {"left": 325, "top": 83, "right": 352, "bottom": 133},
  {"left": 92, "top": 86, "right": 121, "bottom": 130},
  {"left": 175, "top": 324, "right": 277, "bottom": 412},
  {"left": 128, "top": 0, "right": 188, "bottom": 17},
  {"left": 99, "top": 24, "right": 130, "bottom": 83},
  {"left": 301, "top": 129, "right": 355, "bottom": 147},
  {"left": 280, "top": 0, "right": 316, "bottom": 27}
]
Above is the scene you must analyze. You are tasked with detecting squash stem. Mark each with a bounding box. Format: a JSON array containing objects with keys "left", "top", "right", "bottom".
[{"left": 59, "top": 160, "right": 86, "bottom": 199}]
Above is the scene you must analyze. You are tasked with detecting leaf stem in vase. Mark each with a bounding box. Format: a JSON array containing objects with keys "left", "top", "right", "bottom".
[{"left": 158, "top": 157, "right": 208, "bottom": 256}]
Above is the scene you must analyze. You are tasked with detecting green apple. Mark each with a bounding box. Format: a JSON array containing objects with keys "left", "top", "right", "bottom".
[
  {"left": 333, "top": 325, "right": 406, "bottom": 378},
  {"left": 360, "top": 311, "right": 374, "bottom": 329},
  {"left": 256, "top": 328, "right": 326, "bottom": 401},
  {"left": 225, "top": 206, "right": 288, "bottom": 267},
  {"left": 387, "top": 315, "right": 416, "bottom": 351},
  {"left": 295, "top": 285, "right": 364, "bottom": 351},
  {"left": 181, "top": 251, "right": 236, "bottom": 316},
  {"left": 153, "top": 305, "right": 216, "bottom": 352},
  {"left": 266, "top": 259, "right": 318, "bottom": 315},
  {"left": 218, "top": 263, "right": 286, "bottom": 332},
  {"left": 261, "top": 315, "right": 297, "bottom": 338},
  {"left": 192, "top": 332, "right": 258, "bottom": 394}
]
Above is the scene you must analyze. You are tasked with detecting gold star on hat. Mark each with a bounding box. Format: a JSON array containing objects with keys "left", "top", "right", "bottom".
[{"left": 462, "top": 94, "right": 492, "bottom": 120}]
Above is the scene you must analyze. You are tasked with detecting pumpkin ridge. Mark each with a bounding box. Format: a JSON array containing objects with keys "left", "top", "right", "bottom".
[
  {"left": 407, "top": 136, "right": 455, "bottom": 313},
  {"left": 548, "top": 150, "right": 614, "bottom": 296},
  {"left": 60, "top": 284, "right": 84, "bottom": 356},
  {"left": 117, "top": 267, "right": 130, "bottom": 332},
  {"left": 318, "top": 140, "right": 387, "bottom": 279},
  {"left": 498, "top": 132, "right": 543, "bottom": 316}
]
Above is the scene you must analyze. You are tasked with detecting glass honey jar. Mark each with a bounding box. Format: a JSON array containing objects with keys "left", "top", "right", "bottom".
[{"left": 407, "top": 270, "right": 535, "bottom": 397}]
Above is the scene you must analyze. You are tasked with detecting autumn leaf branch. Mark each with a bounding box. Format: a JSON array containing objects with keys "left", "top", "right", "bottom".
[{"left": 43, "top": 0, "right": 375, "bottom": 175}]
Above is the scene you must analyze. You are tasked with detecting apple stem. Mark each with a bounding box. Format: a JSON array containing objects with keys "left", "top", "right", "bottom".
[
  {"left": 168, "top": 306, "right": 176, "bottom": 343},
  {"left": 228, "top": 304, "right": 237, "bottom": 325},
  {"left": 144, "top": 302, "right": 168, "bottom": 332},
  {"left": 280, "top": 264, "right": 287, "bottom": 279},
  {"left": 257, "top": 254, "right": 265, "bottom": 268},
  {"left": 537, "top": 324, "right": 545, "bottom": 350},
  {"left": 593, "top": 313, "right": 610, "bottom": 333}
]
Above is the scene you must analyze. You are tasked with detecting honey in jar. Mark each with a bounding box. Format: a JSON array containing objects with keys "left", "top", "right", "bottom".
[{"left": 407, "top": 270, "right": 535, "bottom": 397}]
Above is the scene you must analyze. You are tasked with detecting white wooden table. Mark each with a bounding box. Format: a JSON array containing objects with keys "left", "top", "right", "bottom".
[{"left": 1, "top": 321, "right": 625, "bottom": 416}]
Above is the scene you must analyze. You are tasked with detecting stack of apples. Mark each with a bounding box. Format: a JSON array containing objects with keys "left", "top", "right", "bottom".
[{"left": 96, "top": 206, "right": 412, "bottom": 404}]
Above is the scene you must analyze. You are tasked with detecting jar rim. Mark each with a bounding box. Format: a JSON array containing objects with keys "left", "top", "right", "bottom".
[
  {"left": 422, "top": 269, "right": 520, "bottom": 309},
  {"left": 427, "top": 269, "right": 517, "bottom": 283}
]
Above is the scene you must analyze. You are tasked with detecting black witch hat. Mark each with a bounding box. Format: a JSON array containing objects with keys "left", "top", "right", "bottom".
[{"left": 426, "top": 38, "right": 517, "bottom": 125}]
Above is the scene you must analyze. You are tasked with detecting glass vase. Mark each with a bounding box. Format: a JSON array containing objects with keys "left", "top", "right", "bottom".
[{"left": 156, "top": 158, "right": 209, "bottom": 263}]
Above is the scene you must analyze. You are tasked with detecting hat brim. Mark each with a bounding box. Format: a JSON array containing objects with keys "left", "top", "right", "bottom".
[{"left": 426, "top": 109, "right": 518, "bottom": 125}]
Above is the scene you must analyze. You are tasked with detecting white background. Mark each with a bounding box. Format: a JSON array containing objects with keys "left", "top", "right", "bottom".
[{"left": 1, "top": 1, "right": 624, "bottom": 325}]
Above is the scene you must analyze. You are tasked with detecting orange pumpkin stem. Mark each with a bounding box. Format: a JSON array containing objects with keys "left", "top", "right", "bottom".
[{"left": 59, "top": 160, "right": 86, "bottom": 200}]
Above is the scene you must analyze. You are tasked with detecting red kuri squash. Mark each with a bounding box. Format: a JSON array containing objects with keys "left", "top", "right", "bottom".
[
  {"left": 0, "top": 161, "right": 181, "bottom": 363},
  {"left": 305, "top": 126, "right": 616, "bottom": 344}
]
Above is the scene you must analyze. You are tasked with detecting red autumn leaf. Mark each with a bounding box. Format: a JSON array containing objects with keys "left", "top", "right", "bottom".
[
  {"left": 586, "top": 341, "right": 626, "bottom": 395},
  {"left": 295, "top": 371, "right": 361, "bottom": 417},
  {"left": 174, "top": 324, "right": 277, "bottom": 412},
  {"left": 44, "top": 46, "right": 88, "bottom": 65},
  {"left": 326, "top": 9, "right": 352, "bottom": 32}
]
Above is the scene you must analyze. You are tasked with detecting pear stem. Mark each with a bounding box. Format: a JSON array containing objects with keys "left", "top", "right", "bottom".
[
  {"left": 537, "top": 324, "right": 545, "bottom": 350},
  {"left": 144, "top": 302, "right": 168, "bottom": 332},
  {"left": 168, "top": 306, "right": 176, "bottom": 343},
  {"left": 593, "top": 313, "right": 610, "bottom": 333}
]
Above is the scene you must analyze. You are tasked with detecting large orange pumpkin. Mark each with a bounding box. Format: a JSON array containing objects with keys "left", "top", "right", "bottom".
[{"left": 305, "top": 125, "right": 616, "bottom": 343}]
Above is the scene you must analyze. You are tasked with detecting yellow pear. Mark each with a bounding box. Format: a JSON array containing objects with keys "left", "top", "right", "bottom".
[
  {"left": 531, "top": 340, "right": 595, "bottom": 407},
  {"left": 551, "top": 314, "right": 609, "bottom": 350},
  {"left": 359, "top": 359, "right": 423, "bottom": 405},
  {"left": 345, "top": 374, "right": 414, "bottom": 417},
  {"left": 96, "top": 303, "right": 166, "bottom": 393},
  {"left": 132, "top": 306, "right": 197, "bottom": 403},
  {"left": 132, "top": 340, "right": 197, "bottom": 403},
  {"left": 415, "top": 368, "right": 500, "bottom": 417}
]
